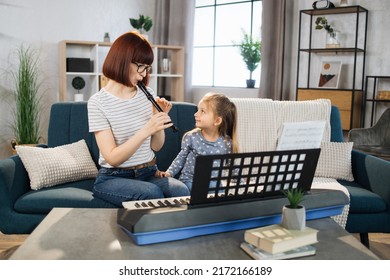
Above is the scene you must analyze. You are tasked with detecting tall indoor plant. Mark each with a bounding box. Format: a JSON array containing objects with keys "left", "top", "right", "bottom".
[
  {"left": 236, "top": 30, "right": 261, "bottom": 88},
  {"left": 10, "top": 45, "right": 42, "bottom": 151}
]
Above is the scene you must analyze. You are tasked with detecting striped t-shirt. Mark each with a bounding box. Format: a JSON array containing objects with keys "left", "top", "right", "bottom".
[{"left": 87, "top": 87, "right": 156, "bottom": 168}]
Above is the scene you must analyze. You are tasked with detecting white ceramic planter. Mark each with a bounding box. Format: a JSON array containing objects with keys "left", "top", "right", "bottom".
[
  {"left": 281, "top": 205, "right": 306, "bottom": 230},
  {"left": 74, "top": 93, "right": 84, "bottom": 102}
]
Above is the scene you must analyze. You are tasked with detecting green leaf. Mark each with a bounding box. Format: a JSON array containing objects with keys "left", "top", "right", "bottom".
[
  {"left": 129, "top": 14, "right": 153, "bottom": 32},
  {"left": 282, "top": 188, "right": 305, "bottom": 209}
]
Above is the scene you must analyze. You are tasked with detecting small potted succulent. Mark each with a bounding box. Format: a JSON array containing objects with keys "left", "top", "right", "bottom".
[{"left": 281, "top": 188, "right": 306, "bottom": 230}]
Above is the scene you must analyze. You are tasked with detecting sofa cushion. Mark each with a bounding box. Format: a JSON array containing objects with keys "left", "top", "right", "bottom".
[
  {"left": 14, "top": 179, "right": 116, "bottom": 214},
  {"left": 16, "top": 140, "right": 98, "bottom": 190},
  {"left": 315, "top": 142, "right": 354, "bottom": 181},
  {"left": 48, "top": 102, "right": 100, "bottom": 165},
  {"left": 340, "top": 181, "right": 388, "bottom": 214}
]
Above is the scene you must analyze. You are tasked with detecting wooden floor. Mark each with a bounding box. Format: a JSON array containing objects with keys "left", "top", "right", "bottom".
[
  {"left": 0, "top": 233, "right": 29, "bottom": 260},
  {"left": 0, "top": 232, "right": 389, "bottom": 260}
]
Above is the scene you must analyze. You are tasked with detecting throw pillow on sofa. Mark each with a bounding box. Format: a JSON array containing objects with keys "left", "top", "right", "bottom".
[
  {"left": 16, "top": 139, "right": 98, "bottom": 190},
  {"left": 315, "top": 142, "right": 354, "bottom": 181}
]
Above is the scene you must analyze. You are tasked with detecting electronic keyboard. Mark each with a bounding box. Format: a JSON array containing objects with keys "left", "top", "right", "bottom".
[
  {"left": 117, "top": 149, "right": 349, "bottom": 245},
  {"left": 118, "top": 188, "right": 349, "bottom": 245},
  {"left": 122, "top": 196, "right": 190, "bottom": 210}
]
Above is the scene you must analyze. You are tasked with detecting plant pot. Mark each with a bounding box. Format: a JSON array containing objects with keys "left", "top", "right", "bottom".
[
  {"left": 246, "top": 79, "right": 255, "bottom": 88},
  {"left": 74, "top": 93, "right": 84, "bottom": 102},
  {"left": 281, "top": 205, "right": 306, "bottom": 230},
  {"left": 11, "top": 139, "right": 38, "bottom": 155}
]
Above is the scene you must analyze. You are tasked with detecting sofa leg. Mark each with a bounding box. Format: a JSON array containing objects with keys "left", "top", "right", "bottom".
[{"left": 360, "top": 233, "right": 370, "bottom": 248}]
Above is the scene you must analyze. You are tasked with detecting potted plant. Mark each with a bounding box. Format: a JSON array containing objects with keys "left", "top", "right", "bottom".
[
  {"left": 235, "top": 30, "right": 261, "bottom": 88},
  {"left": 10, "top": 45, "right": 43, "bottom": 153},
  {"left": 315, "top": 16, "right": 340, "bottom": 48},
  {"left": 129, "top": 14, "right": 153, "bottom": 35},
  {"left": 281, "top": 188, "right": 306, "bottom": 230}
]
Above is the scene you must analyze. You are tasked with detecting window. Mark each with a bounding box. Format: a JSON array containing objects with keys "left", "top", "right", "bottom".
[{"left": 192, "top": 0, "right": 262, "bottom": 87}]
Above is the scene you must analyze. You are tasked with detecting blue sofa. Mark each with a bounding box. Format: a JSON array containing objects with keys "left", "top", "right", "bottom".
[{"left": 0, "top": 102, "right": 389, "bottom": 248}]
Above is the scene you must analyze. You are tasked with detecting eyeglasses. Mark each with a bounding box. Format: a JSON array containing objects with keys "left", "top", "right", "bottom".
[{"left": 132, "top": 62, "right": 152, "bottom": 74}]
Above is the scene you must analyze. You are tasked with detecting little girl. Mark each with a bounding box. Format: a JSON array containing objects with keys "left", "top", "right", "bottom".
[{"left": 157, "top": 92, "right": 238, "bottom": 191}]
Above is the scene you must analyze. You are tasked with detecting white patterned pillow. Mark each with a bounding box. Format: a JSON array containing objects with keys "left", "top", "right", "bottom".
[
  {"left": 16, "top": 140, "right": 98, "bottom": 190},
  {"left": 315, "top": 142, "right": 354, "bottom": 181}
]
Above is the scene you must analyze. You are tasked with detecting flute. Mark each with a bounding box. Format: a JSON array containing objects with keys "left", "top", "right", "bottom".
[{"left": 138, "top": 82, "right": 178, "bottom": 132}]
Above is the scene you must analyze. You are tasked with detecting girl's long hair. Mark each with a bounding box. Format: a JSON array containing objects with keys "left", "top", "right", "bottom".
[{"left": 202, "top": 93, "right": 239, "bottom": 153}]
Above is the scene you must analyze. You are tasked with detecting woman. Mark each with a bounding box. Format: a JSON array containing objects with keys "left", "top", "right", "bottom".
[{"left": 87, "top": 31, "right": 189, "bottom": 207}]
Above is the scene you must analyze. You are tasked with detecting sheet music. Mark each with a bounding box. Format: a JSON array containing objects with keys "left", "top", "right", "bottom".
[{"left": 277, "top": 121, "right": 326, "bottom": 151}]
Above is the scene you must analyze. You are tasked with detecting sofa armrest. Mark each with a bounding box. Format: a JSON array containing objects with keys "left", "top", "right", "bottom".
[
  {"left": 351, "top": 149, "right": 390, "bottom": 205},
  {"left": 0, "top": 155, "right": 31, "bottom": 206},
  {"left": 349, "top": 127, "right": 381, "bottom": 145},
  {"left": 0, "top": 155, "right": 34, "bottom": 232}
]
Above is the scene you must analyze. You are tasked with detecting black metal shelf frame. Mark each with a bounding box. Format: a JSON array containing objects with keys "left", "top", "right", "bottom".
[
  {"left": 296, "top": 6, "right": 368, "bottom": 129},
  {"left": 363, "top": 75, "right": 390, "bottom": 127}
]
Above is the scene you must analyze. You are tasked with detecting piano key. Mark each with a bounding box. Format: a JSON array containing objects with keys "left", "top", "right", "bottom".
[
  {"left": 157, "top": 201, "right": 165, "bottom": 207},
  {"left": 122, "top": 196, "right": 190, "bottom": 210}
]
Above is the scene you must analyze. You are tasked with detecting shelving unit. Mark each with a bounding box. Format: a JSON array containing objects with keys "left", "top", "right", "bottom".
[
  {"left": 296, "top": 6, "right": 368, "bottom": 130},
  {"left": 363, "top": 75, "right": 390, "bottom": 127},
  {"left": 59, "top": 40, "right": 184, "bottom": 102}
]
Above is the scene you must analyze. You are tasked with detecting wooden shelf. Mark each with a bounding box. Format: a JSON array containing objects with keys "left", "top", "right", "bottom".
[
  {"left": 299, "top": 48, "right": 365, "bottom": 54},
  {"left": 59, "top": 40, "right": 185, "bottom": 102},
  {"left": 301, "top": 6, "right": 367, "bottom": 16}
]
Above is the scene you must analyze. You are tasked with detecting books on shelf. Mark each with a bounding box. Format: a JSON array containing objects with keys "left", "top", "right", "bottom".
[
  {"left": 240, "top": 242, "right": 316, "bottom": 260},
  {"left": 244, "top": 224, "right": 318, "bottom": 254}
]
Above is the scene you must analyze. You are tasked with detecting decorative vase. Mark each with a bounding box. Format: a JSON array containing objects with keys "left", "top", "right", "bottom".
[
  {"left": 246, "top": 79, "right": 255, "bottom": 88},
  {"left": 74, "top": 93, "right": 84, "bottom": 102},
  {"left": 103, "top": 32, "right": 110, "bottom": 42},
  {"left": 326, "top": 31, "right": 340, "bottom": 48},
  {"left": 162, "top": 58, "right": 171, "bottom": 73},
  {"left": 281, "top": 205, "right": 306, "bottom": 230}
]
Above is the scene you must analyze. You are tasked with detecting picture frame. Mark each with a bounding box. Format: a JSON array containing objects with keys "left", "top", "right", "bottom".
[{"left": 318, "top": 61, "right": 342, "bottom": 88}]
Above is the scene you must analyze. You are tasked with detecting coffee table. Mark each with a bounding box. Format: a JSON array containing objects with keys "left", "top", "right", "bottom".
[{"left": 10, "top": 208, "right": 379, "bottom": 260}]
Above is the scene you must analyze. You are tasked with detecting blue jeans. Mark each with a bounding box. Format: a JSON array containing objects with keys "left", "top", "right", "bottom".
[{"left": 93, "top": 165, "right": 190, "bottom": 207}]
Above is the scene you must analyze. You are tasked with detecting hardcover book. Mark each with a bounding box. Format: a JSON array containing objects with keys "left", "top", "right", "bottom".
[
  {"left": 240, "top": 242, "right": 316, "bottom": 260},
  {"left": 244, "top": 224, "right": 318, "bottom": 254}
]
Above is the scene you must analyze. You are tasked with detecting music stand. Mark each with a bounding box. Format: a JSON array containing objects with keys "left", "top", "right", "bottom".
[{"left": 190, "top": 148, "right": 321, "bottom": 207}]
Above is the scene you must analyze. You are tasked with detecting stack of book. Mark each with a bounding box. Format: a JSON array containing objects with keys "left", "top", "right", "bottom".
[{"left": 241, "top": 224, "right": 318, "bottom": 260}]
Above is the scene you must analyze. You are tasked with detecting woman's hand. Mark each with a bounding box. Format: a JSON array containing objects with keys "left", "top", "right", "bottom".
[
  {"left": 154, "top": 97, "right": 173, "bottom": 113},
  {"left": 142, "top": 111, "right": 172, "bottom": 136}
]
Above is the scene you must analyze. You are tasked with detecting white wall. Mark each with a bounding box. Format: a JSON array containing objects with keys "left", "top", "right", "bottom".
[
  {"left": 1, "top": 0, "right": 390, "bottom": 158},
  {"left": 291, "top": 0, "right": 390, "bottom": 127},
  {"left": 0, "top": 0, "right": 156, "bottom": 158},
  {"left": 192, "top": 86, "right": 259, "bottom": 105}
]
